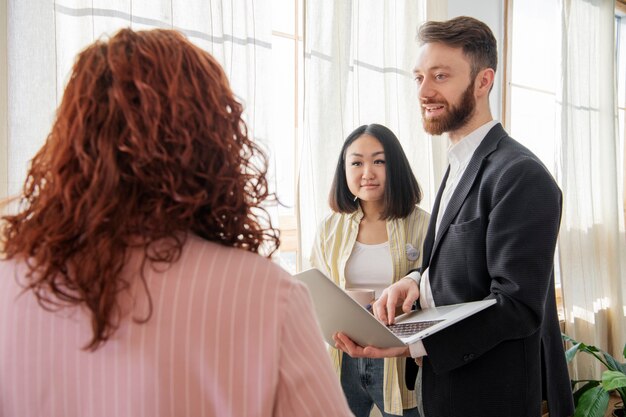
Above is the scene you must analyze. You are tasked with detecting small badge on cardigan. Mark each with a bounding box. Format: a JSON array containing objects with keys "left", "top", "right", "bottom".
[{"left": 405, "top": 243, "right": 419, "bottom": 261}]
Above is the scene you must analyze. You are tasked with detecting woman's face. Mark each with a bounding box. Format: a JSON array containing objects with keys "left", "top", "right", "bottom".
[{"left": 344, "top": 134, "right": 386, "bottom": 203}]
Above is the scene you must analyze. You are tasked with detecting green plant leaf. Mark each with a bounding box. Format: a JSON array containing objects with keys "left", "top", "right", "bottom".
[
  {"left": 602, "top": 351, "right": 626, "bottom": 373},
  {"left": 602, "top": 370, "right": 626, "bottom": 391},
  {"left": 566, "top": 343, "right": 583, "bottom": 363},
  {"left": 562, "top": 334, "right": 599, "bottom": 355},
  {"left": 563, "top": 334, "right": 590, "bottom": 350},
  {"left": 573, "top": 381, "right": 601, "bottom": 406},
  {"left": 574, "top": 386, "right": 609, "bottom": 417}
]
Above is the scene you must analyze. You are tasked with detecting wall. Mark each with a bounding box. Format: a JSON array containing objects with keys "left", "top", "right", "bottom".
[{"left": 447, "top": 0, "right": 505, "bottom": 121}]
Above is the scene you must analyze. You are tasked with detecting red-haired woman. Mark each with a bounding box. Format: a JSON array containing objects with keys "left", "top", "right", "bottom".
[{"left": 0, "top": 28, "right": 352, "bottom": 417}]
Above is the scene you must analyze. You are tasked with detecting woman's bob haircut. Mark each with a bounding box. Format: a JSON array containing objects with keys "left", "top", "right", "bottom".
[{"left": 328, "top": 124, "right": 422, "bottom": 219}]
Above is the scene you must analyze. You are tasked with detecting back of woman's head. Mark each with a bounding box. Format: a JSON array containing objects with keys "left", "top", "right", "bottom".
[
  {"left": 1, "top": 28, "right": 279, "bottom": 350},
  {"left": 329, "top": 123, "right": 422, "bottom": 219}
]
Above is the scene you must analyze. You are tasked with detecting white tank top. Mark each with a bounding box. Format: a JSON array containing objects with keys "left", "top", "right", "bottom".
[{"left": 345, "top": 241, "right": 393, "bottom": 298}]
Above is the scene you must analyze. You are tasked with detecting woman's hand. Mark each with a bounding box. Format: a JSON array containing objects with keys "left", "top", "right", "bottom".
[{"left": 333, "top": 332, "right": 410, "bottom": 358}]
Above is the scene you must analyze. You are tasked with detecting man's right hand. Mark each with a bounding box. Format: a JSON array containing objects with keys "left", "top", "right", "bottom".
[{"left": 373, "top": 277, "right": 420, "bottom": 325}]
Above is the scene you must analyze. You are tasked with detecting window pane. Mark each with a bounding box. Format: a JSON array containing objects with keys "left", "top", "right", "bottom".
[
  {"left": 269, "top": 35, "right": 295, "bottom": 213},
  {"left": 618, "top": 17, "right": 626, "bottom": 108},
  {"left": 271, "top": 0, "right": 295, "bottom": 35},
  {"left": 510, "top": 0, "right": 559, "bottom": 93},
  {"left": 509, "top": 86, "right": 557, "bottom": 175},
  {"left": 509, "top": 0, "right": 559, "bottom": 174}
]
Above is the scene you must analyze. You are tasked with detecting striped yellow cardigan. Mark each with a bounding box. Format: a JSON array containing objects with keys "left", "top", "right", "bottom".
[{"left": 309, "top": 205, "right": 430, "bottom": 415}]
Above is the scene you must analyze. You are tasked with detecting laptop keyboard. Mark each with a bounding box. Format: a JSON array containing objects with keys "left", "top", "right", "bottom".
[{"left": 387, "top": 320, "right": 444, "bottom": 337}]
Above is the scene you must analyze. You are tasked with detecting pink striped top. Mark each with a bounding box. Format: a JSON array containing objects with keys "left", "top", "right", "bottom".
[{"left": 0, "top": 234, "right": 353, "bottom": 417}]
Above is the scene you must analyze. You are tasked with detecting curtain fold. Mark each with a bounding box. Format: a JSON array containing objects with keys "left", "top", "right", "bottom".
[
  {"left": 0, "top": 0, "right": 7, "bottom": 201},
  {"left": 298, "top": 0, "right": 429, "bottom": 269},
  {"left": 559, "top": 0, "right": 626, "bottom": 376}
]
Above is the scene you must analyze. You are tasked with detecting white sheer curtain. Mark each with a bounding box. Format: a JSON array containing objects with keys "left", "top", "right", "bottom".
[
  {"left": 558, "top": 0, "right": 626, "bottom": 374},
  {"left": 0, "top": 0, "right": 7, "bottom": 201},
  {"left": 509, "top": 0, "right": 626, "bottom": 374},
  {"left": 5, "top": 0, "right": 272, "bottom": 203},
  {"left": 298, "top": 0, "right": 432, "bottom": 269}
]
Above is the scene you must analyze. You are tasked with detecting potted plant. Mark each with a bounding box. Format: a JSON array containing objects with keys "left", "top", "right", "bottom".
[{"left": 562, "top": 334, "right": 626, "bottom": 417}]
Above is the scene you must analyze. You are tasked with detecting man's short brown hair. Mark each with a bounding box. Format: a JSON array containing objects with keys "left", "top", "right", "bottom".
[{"left": 418, "top": 16, "right": 497, "bottom": 78}]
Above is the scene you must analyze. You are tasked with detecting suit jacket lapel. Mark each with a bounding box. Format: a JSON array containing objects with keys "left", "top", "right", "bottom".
[
  {"left": 421, "top": 166, "right": 449, "bottom": 270},
  {"left": 428, "top": 123, "right": 508, "bottom": 264}
]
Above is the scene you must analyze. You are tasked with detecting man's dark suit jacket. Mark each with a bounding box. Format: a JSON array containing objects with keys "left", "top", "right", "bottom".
[{"left": 415, "top": 123, "right": 574, "bottom": 417}]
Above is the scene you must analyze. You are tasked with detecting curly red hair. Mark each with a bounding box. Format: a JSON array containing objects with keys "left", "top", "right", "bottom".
[{"left": 1, "top": 28, "right": 280, "bottom": 350}]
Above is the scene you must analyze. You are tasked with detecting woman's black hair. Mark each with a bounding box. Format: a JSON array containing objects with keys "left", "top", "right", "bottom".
[{"left": 328, "top": 124, "right": 422, "bottom": 219}]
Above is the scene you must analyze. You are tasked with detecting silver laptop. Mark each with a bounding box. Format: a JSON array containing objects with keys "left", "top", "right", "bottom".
[{"left": 295, "top": 268, "right": 496, "bottom": 348}]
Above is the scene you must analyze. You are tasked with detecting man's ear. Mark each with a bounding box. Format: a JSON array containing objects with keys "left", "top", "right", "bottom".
[{"left": 475, "top": 68, "right": 495, "bottom": 97}]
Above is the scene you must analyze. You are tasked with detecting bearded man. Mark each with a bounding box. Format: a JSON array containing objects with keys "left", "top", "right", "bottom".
[{"left": 333, "top": 16, "right": 575, "bottom": 417}]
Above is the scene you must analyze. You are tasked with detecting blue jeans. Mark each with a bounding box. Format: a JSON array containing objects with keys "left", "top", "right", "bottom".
[{"left": 340, "top": 353, "right": 420, "bottom": 417}]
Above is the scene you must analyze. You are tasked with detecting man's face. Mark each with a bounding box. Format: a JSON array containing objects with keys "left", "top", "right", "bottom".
[{"left": 413, "top": 42, "right": 476, "bottom": 136}]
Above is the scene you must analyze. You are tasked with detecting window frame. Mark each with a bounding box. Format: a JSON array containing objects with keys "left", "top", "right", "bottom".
[{"left": 270, "top": 0, "right": 303, "bottom": 272}]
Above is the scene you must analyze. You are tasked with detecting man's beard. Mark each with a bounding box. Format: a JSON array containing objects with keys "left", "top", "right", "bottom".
[{"left": 421, "top": 80, "right": 476, "bottom": 136}]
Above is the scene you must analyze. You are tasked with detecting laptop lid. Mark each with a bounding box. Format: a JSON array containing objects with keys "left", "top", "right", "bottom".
[{"left": 295, "top": 268, "right": 496, "bottom": 348}]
